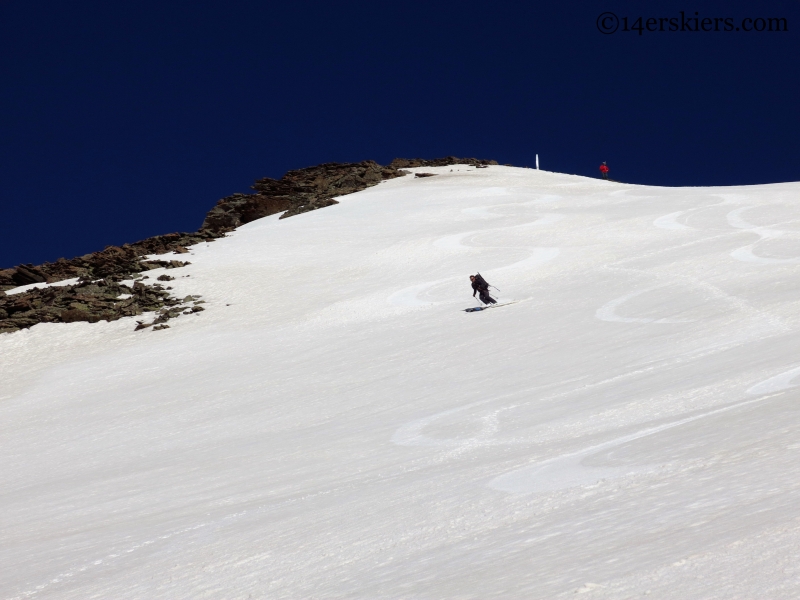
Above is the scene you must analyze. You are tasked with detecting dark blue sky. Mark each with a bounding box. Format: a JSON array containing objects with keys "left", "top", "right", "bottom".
[{"left": 2, "top": 0, "right": 798, "bottom": 267}]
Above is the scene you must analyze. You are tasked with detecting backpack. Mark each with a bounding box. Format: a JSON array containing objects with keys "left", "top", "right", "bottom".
[{"left": 474, "top": 273, "right": 490, "bottom": 290}]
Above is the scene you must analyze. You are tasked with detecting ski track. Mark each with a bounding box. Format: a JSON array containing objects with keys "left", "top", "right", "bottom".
[
  {"left": 393, "top": 192, "right": 800, "bottom": 495},
  {"left": 651, "top": 196, "right": 733, "bottom": 231},
  {"left": 388, "top": 205, "right": 563, "bottom": 307},
  {"left": 433, "top": 214, "right": 564, "bottom": 251},
  {"left": 387, "top": 280, "right": 448, "bottom": 307},
  {"left": 594, "top": 265, "right": 785, "bottom": 332},
  {"left": 388, "top": 249, "right": 559, "bottom": 308},
  {"left": 460, "top": 206, "right": 504, "bottom": 219},
  {"left": 488, "top": 391, "right": 784, "bottom": 494},
  {"left": 22, "top": 335, "right": 738, "bottom": 600},
  {"left": 746, "top": 364, "right": 800, "bottom": 395},
  {"left": 10, "top": 170, "right": 800, "bottom": 599},
  {"left": 459, "top": 194, "right": 561, "bottom": 219},
  {"left": 653, "top": 211, "right": 692, "bottom": 231},
  {"left": 482, "top": 199, "right": 800, "bottom": 494},
  {"left": 432, "top": 231, "right": 479, "bottom": 250},
  {"left": 391, "top": 402, "right": 519, "bottom": 449},
  {"left": 389, "top": 190, "right": 800, "bottom": 499},
  {"left": 6, "top": 186, "right": 563, "bottom": 597},
  {"left": 595, "top": 287, "right": 694, "bottom": 324},
  {"left": 726, "top": 207, "right": 800, "bottom": 265},
  {"left": 606, "top": 201, "right": 800, "bottom": 326},
  {"left": 593, "top": 262, "right": 781, "bottom": 329},
  {"left": 391, "top": 316, "right": 787, "bottom": 460}
]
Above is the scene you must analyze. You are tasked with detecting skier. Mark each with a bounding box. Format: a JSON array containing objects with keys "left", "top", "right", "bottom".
[
  {"left": 599, "top": 162, "right": 609, "bottom": 180},
  {"left": 470, "top": 274, "right": 497, "bottom": 305}
]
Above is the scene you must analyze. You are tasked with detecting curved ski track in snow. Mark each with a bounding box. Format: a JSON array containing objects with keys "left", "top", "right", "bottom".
[
  {"left": 12, "top": 170, "right": 800, "bottom": 599},
  {"left": 490, "top": 358, "right": 797, "bottom": 495},
  {"left": 459, "top": 194, "right": 561, "bottom": 219},
  {"left": 595, "top": 287, "right": 695, "bottom": 324},
  {"left": 652, "top": 196, "right": 733, "bottom": 231},
  {"left": 393, "top": 333, "right": 794, "bottom": 484},
  {"left": 433, "top": 214, "right": 564, "bottom": 252},
  {"left": 727, "top": 207, "right": 800, "bottom": 265},
  {"left": 488, "top": 391, "right": 783, "bottom": 494},
  {"left": 608, "top": 199, "right": 800, "bottom": 326},
  {"left": 747, "top": 364, "right": 800, "bottom": 395},
  {"left": 653, "top": 211, "right": 692, "bottom": 231},
  {"left": 391, "top": 402, "right": 521, "bottom": 451},
  {"left": 650, "top": 202, "right": 800, "bottom": 265},
  {"left": 394, "top": 193, "right": 800, "bottom": 495},
  {"left": 387, "top": 281, "right": 446, "bottom": 307},
  {"left": 601, "top": 198, "right": 740, "bottom": 325},
  {"left": 388, "top": 208, "right": 563, "bottom": 307},
  {"left": 388, "top": 250, "right": 558, "bottom": 308}
]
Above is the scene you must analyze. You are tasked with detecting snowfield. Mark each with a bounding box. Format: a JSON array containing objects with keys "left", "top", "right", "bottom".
[{"left": 4, "top": 165, "right": 800, "bottom": 599}]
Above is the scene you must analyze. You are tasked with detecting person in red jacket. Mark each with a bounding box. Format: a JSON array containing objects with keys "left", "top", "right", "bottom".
[{"left": 599, "top": 162, "right": 609, "bottom": 180}]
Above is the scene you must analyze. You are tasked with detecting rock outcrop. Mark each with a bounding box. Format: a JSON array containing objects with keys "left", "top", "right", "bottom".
[
  {"left": 0, "top": 234, "right": 209, "bottom": 293},
  {"left": 202, "top": 160, "right": 405, "bottom": 231},
  {"left": 388, "top": 157, "right": 497, "bottom": 169},
  {"left": 1, "top": 156, "right": 497, "bottom": 333},
  {"left": 0, "top": 277, "right": 204, "bottom": 334},
  {"left": 202, "top": 157, "right": 497, "bottom": 233}
]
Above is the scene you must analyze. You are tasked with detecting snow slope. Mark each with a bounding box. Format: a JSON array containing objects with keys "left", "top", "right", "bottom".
[{"left": 4, "top": 165, "right": 800, "bottom": 599}]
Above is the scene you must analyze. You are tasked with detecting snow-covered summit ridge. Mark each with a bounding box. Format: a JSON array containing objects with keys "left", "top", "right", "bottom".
[{"left": 4, "top": 165, "right": 800, "bottom": 599}]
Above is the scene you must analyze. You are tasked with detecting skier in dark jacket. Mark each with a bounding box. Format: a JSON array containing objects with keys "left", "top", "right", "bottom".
[{"left": 470, "top": 274, "right": 497, "bottom": 305}]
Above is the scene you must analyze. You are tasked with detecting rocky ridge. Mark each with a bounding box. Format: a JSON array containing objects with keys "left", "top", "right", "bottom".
[
  {"left": 0, "top": 276, "right": 205, "bottom": 335},
  {"left": 1, "top": 156, "right": 497, "bottom": 334}
]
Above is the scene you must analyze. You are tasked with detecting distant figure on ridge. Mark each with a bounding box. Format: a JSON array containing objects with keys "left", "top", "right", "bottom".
[
  {"left": 599, "top": 162, "right": 609, "bottom": 180},
  {"left": 470, "top": 273, "right": 497, "bottom": 305}
]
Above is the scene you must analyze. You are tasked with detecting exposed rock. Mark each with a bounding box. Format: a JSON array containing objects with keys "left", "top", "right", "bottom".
[
  {"left": 389, "top": 157, "right": 497, "bottom": 169},
  {"left": 415, "top": 173, "right": 437, "bottom": 178},
  {"left": 1, "top": 156, "right": 497, "bottom": 334},
  {"left": 202, "top": 160, "right": 407, "bottom": 231},
  {"left": 0, "top": 277, "right": 197, "bottom": 333},
  {"left": 11, "top": 264, "right": 50, "bottom": 286},
  {"left": 61, "top": 308, "right": 101, "bottom": 324},
  {"left": 201, "top": 157, "right": 495, "bottom": 232},
  {"left": 0, "top": 237, "right": 201, "bottom": 293},
  {"left": 1, "top": 156, "right": 496, "bottom": 294}
]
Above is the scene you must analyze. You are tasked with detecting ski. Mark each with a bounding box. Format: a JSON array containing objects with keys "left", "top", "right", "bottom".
[{"left": 463, "top": 301, "right": 518, "bottom": 313}]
